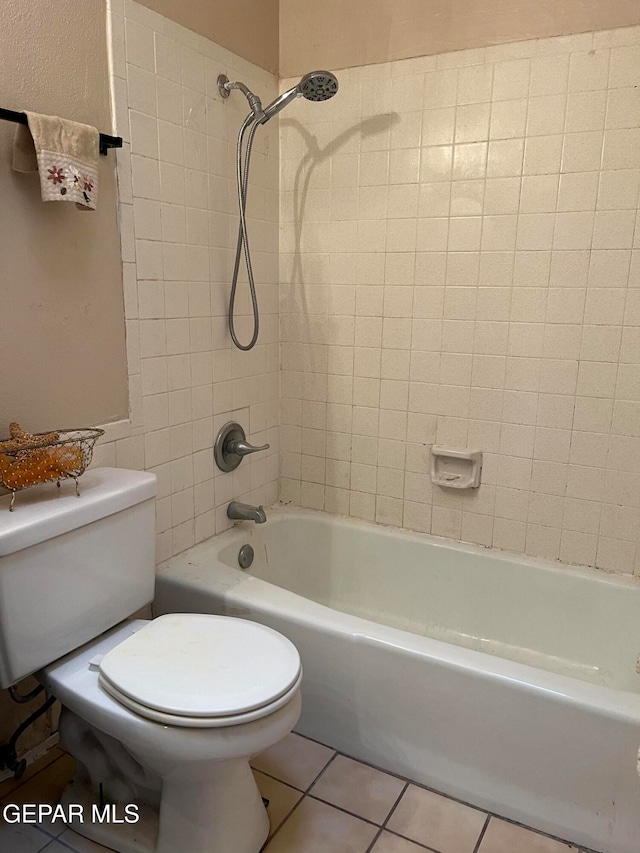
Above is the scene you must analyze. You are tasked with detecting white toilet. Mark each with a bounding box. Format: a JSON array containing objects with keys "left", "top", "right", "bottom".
[{"left": 0, "top": 468, "right": 302, "bottom": 853}]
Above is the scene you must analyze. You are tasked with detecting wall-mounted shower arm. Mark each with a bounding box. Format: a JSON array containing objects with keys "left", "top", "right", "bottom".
[{"left": 218, "top": 75, "right": 265, "bottom": 123}]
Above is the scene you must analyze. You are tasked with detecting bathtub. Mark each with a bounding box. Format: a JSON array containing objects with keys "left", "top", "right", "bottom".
[{"left": 155, "top": 506, "right": 640, "bottom": 853}]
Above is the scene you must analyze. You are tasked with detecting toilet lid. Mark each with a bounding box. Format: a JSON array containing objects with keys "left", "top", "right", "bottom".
[{"left": 98, "top": 614, "right": 301, "bottom": 719}]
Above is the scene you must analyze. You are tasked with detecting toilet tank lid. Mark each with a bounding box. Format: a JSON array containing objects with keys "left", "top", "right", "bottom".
[{"left": 0, "top": 468, "right": 157, "bottom": 556}]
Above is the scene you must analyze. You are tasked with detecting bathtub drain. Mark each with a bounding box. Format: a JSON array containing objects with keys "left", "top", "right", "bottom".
[{"left": 238, "top": 544, "right": 254, "bottom": 569}]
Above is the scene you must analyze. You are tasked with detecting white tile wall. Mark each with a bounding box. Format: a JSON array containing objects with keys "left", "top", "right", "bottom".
[
  {"left": 279, "top": 26, "right": 640, "bottom": 575},
  {"left": 102, "top": 5, "right": 640, "bottom": 578},
  {"left": 97, "top": 0, "right": 280, "bottom": 562}
]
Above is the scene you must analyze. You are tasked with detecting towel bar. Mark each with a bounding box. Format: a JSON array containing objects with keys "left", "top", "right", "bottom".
[{"left": 0, "top": 107, "right": 123, "bottom": 155}]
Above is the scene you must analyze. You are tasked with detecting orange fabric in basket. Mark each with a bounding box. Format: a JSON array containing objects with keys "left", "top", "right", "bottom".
[{"left": 0, "top": 446, "right": 83, "bottom": 490}]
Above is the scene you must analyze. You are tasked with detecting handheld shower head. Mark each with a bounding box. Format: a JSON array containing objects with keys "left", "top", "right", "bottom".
[
  {"left": 259, "top": 70, "right": 339, "bottom": 124},
  {"left": 298, "top": 71, "right": 339, "bottom": 102},
  {"left": 219, "top": 71, "right": 339, "bottom": 126}
]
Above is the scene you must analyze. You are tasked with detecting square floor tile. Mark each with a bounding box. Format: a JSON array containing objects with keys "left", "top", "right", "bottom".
[
  {"left": 310, "top": 754, "right": 405, "bottom": 825},
  {"left": 57, "top": 828, "right": 111, "bottom": 851},
  {"left": 40, "top": 842, "right": 98, "bottom": 853},
  {"left": 478, "top": 818, "right": 578, "bottom": 852},
  {"left": 251, "top": 733, "right": 335, "bottom": 791},
  {"left": 371, "top": 831, "right": 434, "bottom": 853},
  {"left": 253, "top": 770, "right": 303, "bottom": 838},
  {"left": 35, "top": 814, "right": 67, "bottom": 840},
  {"left": 0, "top": 823, "right": 50, "bottom": 853},
  {"left": 387, "top": 785, "right": 487, "bottom": 853},
  {"left": 263, "top": 796, "right": 378, "bottom": 853}
]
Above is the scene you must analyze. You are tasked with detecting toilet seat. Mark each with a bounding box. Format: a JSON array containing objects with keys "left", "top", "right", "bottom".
[
  {"left": 99, "top": 669, "right": 303, "bottom": 728},
  {"left": 97, "top": 614, "right": 302, "bottom": 729}
]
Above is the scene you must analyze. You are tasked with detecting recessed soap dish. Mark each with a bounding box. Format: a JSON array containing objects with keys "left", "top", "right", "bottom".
[{"left": 430, "top": 446, "right": 482, "bottom": 490}]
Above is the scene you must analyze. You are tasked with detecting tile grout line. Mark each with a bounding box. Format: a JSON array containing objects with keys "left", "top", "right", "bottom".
[
  {"left": 305, "top": 750, "right": 340, "bottom": 793},
  {"left": 306, "top": 792, "right": 386, "bottom": 829},
  {"left": 303, "top": 741, "right": 597, "bottom": 852},
  {"left": 325, "top": 745, "right": 489, "bottom": 816},
  {"left": 35, "top": 821, "right": 77, "bottom": 846},
  {"left": 35, "top": 824, "right": 65, "bottom": 844},
  {"left": 263, "top": 751, "right": 413, "bottom": 851},
  {"left": 484, "top": 811, "right": 597, "bottom": 851},
  {"left": 258, "top": 747, "right": 339, "bottom": 848},
  {"left": 261, "top": 793, "right": 305, "bottom": 850},
  {"left": 251, "top": 765, "right": 306, "bottom": 794},
  {"left": 364, "top": 781, "right": 412, "bottom": 853},
  {"left": 362, "top": 826, "right": 385, "bottom": 852},
  {"left": 382, "top": 828, "right": 445, "bottom": 853},
  {"left": 253, "top": 743, "right": 339, "bottom": 796},
  {"left": 262, "top": 794, "right": 300, "bottom": 846},
  {"left": 257, "top": 737, "right": 597, "bottom": 851},
  {"left": 41, "top": 836, "right": 77, "bottom": 852},
  {"left": 472, "top": 813, "right": 491, "bottom": 853}
]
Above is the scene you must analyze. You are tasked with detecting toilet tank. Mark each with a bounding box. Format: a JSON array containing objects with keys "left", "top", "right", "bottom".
[{"left": 0, "top": 467, "right": 157, "bottom": 688}]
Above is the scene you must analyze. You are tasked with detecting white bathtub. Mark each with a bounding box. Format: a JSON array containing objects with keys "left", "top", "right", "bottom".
[{"left": 155, "top": 507, "right": 640, "bottom": 853}]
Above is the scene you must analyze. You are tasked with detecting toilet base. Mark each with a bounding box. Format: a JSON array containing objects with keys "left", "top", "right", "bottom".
[{"left": 60, "top": 762, "right": 270, "bottom": 853}]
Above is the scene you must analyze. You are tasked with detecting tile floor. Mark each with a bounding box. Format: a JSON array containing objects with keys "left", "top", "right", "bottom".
[{"left": 0, "top": 733, "right": 599, "bottom": 853}]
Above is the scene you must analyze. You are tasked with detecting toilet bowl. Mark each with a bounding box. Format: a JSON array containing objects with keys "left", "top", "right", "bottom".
[
  {"left": 0, "top": 469, "right": 302, "bottom": 853},
  {"left": 42, "top": 615, "right": 302, "bottom": 853}
]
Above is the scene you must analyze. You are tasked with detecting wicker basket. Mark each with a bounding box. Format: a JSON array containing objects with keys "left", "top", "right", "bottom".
[{"left": 0, "top": 428, "right": 105, "bottom": 510}]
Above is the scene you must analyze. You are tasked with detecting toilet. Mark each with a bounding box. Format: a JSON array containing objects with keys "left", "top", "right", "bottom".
[{"left": 0, "top": 468, "right": 302, "bottom": 853}]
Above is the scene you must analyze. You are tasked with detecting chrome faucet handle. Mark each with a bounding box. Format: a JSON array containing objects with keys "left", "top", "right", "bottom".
[
  {"left": 214, "top": 422, "right": 270, "bottom": 472},
  {"left": 226, "top": 438, "right": 270, "bottom": 457}
]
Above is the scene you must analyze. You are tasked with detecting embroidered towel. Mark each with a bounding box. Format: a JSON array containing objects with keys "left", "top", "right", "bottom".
[{"left": 12, "top": 111, "right": 99, "bottom": 210}]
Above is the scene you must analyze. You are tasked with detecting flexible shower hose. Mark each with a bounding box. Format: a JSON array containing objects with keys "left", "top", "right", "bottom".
[{"left": 228, "top": 113, "right": 261, "bottom": 351}]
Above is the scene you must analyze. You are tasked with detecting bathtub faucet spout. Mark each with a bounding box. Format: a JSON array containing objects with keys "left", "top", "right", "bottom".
[{"left": 227, "top": 500, "right": 267, "bottom": 524}]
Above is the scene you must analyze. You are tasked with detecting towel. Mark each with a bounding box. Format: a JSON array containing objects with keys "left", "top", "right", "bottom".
[{"left": 13, "top": 111, "right": 99, "bottom": 210}]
